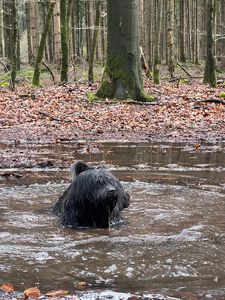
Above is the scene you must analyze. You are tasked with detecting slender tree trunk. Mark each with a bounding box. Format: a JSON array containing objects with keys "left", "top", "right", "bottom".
[
  {"left": 85, "top": 0, "right": 92, "bottom": 62},
  {"left": 143, "top": 0, "right": 152, "bottom": 72},
  {"left": 60, "top": 0, "right": 69, "bottom": 83},
  {"left": 53, "top": 0, "right": 61, "bottom": 66},
  {"left": 25, "top": 1, "right": 32, "bottom": 64},
  {"left": 3, "top": 0, "right": 13, "bottom": 60},
  {"left": 30, "top": 1, "right": 39, "bottom": 63},
  {"left": 204, "top": 0, "right": 216, "bottom": 87},
  {"left": 100, "top": 3, "right": 106, "bottom": 64},
  {"left": 32, "top": 1, "right": 55, "bottom": 86},
  {"left": 97, "top": 0, "right": 151, "bottom": 102},
  {"left": 167, "top": 0, "right": 175, "bottom": 77},
  {"left": 179, "top": 0, "right": 186, "bottom": 62},
  {"left": 153, "top": 0, "right": 162, "bottom": 84},
  {"left": 0, "top": 0, "right": 3, "bottom": 56},
  {"left": 10, "top": 0, "right": 17, "bottom": 90},
  {"left": 88, "top": 0, "right": 101, "bottom": 83}
]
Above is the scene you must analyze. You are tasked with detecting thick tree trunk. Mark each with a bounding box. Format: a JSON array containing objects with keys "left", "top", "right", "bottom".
[
  {"left": 97, "top": 0, "right": 151, "bottom": 102},
  {"left": 203, "top": 0, "right": 216, "bottom": 87},
  {"left": 32, "top": 1, "right": 55, "bottom": 86}
]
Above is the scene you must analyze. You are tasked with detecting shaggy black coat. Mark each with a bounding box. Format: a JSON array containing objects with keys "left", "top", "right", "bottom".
[{"left": 52, "top": 161, "right": 130, "bottom": 228}]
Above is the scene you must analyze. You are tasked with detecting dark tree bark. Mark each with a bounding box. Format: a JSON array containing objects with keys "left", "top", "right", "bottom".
[
  {"left": 60, "top": 0, "right": 69, "bottom": 83},
  {"left": 97, "top": 0, "right": 152, "bottom": 102},
  {"left": 32, "top": 1, "right": 55, "bottom": 86},
  {"left": 179, "top": 0, "right": 186, "bottom": 62},
  {"left": 204, "top": 0, "right": 216, "bottom": 87},
  {"left": 10, "top": 0, "right": 17, "bottom": 90}
]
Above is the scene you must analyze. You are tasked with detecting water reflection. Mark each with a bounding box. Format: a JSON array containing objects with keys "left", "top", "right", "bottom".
[{"left": 0, "top": 142, "right": 225, "bottom": 298}]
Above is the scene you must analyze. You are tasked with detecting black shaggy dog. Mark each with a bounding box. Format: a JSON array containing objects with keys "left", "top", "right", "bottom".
[{"left": 52, "top": 161, "right": 130, "bottom": 228}]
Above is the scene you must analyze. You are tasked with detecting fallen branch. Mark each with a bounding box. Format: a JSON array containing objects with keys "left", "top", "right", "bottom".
[
  {"left": 64, "top": 112, "right": 93, "bottom": 122},
  {"left": 42, "top": 60, "right": 55, "bottom": 84},
  {"left": 123, "top": 99, "right": 159, "bottom": 105},
  {"left": 169, "top": 76, "right": 204, "bottom": 83},
  {"left": 196, "top": 98, "right": 225, "bottom": 105},
  {"left": 38, "top": 111, "right": 72, "bottom": 122},
  {"left": 140, "top": 46, "right": 151, "bottom": 78},
  {"left": 0, "top": 122, "right": 36, "bottom": 130},
  {"left": 177, "top": 62, "right": 192, "bottom": 77}
]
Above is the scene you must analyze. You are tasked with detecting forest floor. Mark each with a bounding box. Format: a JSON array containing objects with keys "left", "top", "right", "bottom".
[{"left": 0, "top": 78, "right": 225, "bottom": 147}]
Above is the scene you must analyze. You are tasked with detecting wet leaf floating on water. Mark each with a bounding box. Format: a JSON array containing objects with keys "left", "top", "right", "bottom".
[
  {"left": 0, "top": 283, "right": 14, "bottom": 293},
  {"left": 194, "top": 143, "right": 201, "bottom": 150},
  {"left": 23, "top": 287, "right": 41, "bottom": 298},
  {"left": 74, "top": 281, "right": 89, "bottom": 290},
  {"left": 45, "top": 289, "right": 69, "bottom": 297}
]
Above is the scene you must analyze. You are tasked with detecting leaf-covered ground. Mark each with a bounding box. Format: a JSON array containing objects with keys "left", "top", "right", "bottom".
[{"left": 0, "top": 80, "right": 225, "bottom": 145}]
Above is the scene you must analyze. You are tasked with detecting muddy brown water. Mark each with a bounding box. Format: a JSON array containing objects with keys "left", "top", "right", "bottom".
[{"left": 0, "top": 142, "right": 225, "bottom": 299}]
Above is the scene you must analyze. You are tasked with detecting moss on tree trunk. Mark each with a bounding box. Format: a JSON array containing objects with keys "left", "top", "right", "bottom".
[{"left": 96, "top": 0, "right": 153, "bottom": 102}]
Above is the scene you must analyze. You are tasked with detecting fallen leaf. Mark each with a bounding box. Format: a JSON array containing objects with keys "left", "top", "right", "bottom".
[
  {"left": 74, "top": 281, "right": 88, "bottom": 290},
  {"left": 24, "top": 287, "right": 41, "bottom": 298},
  {"left": 45, "top": 289, "right": 69, "bottom": 297},
  {"left": 0, "top": 283, "right": 14, "bottom": 293},
  {"left": 194, "top": 143, "right": 201, "bottom": 149}
]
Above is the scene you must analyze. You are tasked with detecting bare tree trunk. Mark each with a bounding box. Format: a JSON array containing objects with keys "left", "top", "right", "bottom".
[
  {"left": 204, "top": 0, "right": 216, "bottom": 87},
  {"left": 179, "top": 0, "right": 186, "bottom": 62},
  {"left": 0, "top": 0, "right": 3, "bottom": 57},
  {"left": 60, "top": 0, "right": 69, "bottom": 83},
  {"left": 32, "top": 1, "right": 55, "bottom": 86},
  {"left": 153, "top": 0, "right": 162, "bottom": 84},
  {"left": 53, "top": 0, "right": 61, "bottom": 66},
  {"left": 88, "top": 0, "right": 101, "bottom": 83},
  {"left": 10, "top": 0, "right": 17, "bottom": 90},
  {"left": 25, "top": 1, "right": 32, "bottom": 64},
  {"left": 3, "top": 0, "right": 13, "bottom": 60},
  {"left": 167, "top": 0, "right": 175, "bottom": 77},
  {"left": 30, "top": 1, "right": 39, "bottom": 63}
]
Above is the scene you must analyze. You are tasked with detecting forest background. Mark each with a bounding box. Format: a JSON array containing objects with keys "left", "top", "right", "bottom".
[
  {"left": 0, "top": 0, "right": 224, "bottom": 145},
  {"left": 1, "top": 0, "right": 225, "bottom": 87}
]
